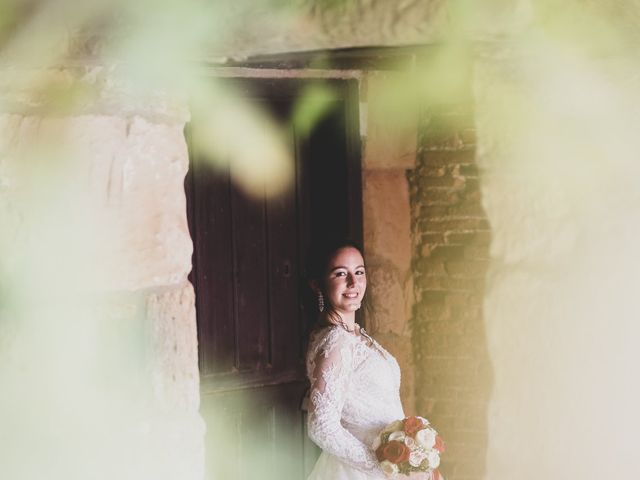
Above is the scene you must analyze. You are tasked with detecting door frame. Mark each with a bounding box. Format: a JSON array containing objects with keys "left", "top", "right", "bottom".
[{"left": 184, "top": 70, "right": 364, "bottom": 480}]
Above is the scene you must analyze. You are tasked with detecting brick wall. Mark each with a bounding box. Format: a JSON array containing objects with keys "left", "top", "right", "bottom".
[{"left": 408, "top": 101, "right": 492, "bottom": 480}]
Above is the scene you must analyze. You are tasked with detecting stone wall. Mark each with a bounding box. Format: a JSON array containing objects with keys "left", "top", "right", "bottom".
[
  {"left": 408, "top": 95, "right": 492, "bottom": 480},
  {"left": 0, "top": 69, "right": 203, "bottom": 480},
  {"left": 181, "top": 1, "right": 448, "bottom": 59}
]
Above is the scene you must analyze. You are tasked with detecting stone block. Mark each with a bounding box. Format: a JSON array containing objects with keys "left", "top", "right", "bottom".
[
  {"left": 81, "top": 115, "right": 190, "bottom": 290},
  {"left": 420, "top": 290, "right": 447, "bottom": 306},
  {"left": 1, "top": 114, "right": 192, "bottom": 292},
  {"left": 428, "top": 245, "right": 465, "bottom": 261},
  {"left": 421, "top": 165, "right": 448, "bottom": 178},
  {"left": 458, "top": 164, "right": 480, "bottom": 177},
  {"left": 147, "top": 281, "right": 200, "bottom": 413},
  {"left": 213, "top": 1, "right": 450, "bottom": 57},
  {"left": 418, "top": 187, "right": 463, "bottom": 206},
  {"left": 445, "top": 231, "right": 492, "bottom": 246},
  {"left": 421, "top": 176, "right": 462, "bottom": 188},
  {"left": 421, "top": 233, "right": 445, "bottom": 245},
  {"left": 444, "top": 259, "right": 490, "bottom": 277},
  {"left": 463, "top": 245, "right": 490, "bottom": 260},
  {"left": 422, "top": 149, "right": 476, "bottom": 166},
  {"left": 145, "top": 281, "right": 205, "bottom": 480},
  {"left": 102, "top": 115, "right": 193, "bottom": 291},
  {"left": 367, "top": 259, "right": 409, "bottom": 336},
  {"left": 420, "top": 111, "right": 475, "bottom": 151},
  {"left": 362, "top": 72, "right": 418, "bottom": 170},
  {"left": 418, "top": 275, "right": 484, "bottom": 293},
  {"left": 0, "top": 66, "right": 190, "bottom": 123},
  {"left": 363, "top": 170, "right": 412, "bottom": 270},
  {"left": 419, "top": 218, "right": 491, "bottom": 233},
  {"left": 443, "top": 201, "right": 487, "bottom": 219},
  {"left": 415, "top": 256, "right": 446, "bottom": 276}
]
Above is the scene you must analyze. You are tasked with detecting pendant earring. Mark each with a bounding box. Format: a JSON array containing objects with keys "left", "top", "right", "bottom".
[{"left": 317, "top": 292, "right": 324, "bottom": 313}]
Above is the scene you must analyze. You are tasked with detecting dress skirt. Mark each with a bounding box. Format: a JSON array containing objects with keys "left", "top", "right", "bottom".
[{"left": 307, "top": 452, "right": 387, "bottom": 480}]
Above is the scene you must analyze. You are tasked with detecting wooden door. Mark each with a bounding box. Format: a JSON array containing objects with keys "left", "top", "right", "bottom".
[{"left": 186, "top": 77, "right": 362, "bottom": 480}]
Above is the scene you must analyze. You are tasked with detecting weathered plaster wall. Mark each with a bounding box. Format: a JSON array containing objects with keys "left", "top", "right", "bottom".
[
  {"left": 0, "top": 69, "right": 203, "bottom": 480},
  {"left": 211, "top": 0, "right": 449, "bottom": 58},
  {"left": 474, "top": 40, "right": 640, "bottom": 479},
  {"left": 362, "top": 72, "right": 418, "bottom": 414}
]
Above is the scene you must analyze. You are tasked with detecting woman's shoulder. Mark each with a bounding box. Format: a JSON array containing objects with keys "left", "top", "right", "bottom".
[
  {"left": 308, "top": 325, "right": 358, "bottom": 358},
  {"left": 309, "top": 324, "right": 353, "bottom": 345}
]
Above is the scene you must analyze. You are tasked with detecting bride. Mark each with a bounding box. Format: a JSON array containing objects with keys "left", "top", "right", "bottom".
[{"left": 305, "top": 240, "right": 405, "bottom": 480}]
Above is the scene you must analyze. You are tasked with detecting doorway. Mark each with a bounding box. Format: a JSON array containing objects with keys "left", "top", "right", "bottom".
[{"left": 186, "top": 77, "right": 362, "bottom": 479}]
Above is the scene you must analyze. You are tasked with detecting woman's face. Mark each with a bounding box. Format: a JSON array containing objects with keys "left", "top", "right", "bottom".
[{"left": 322, "top": 246, "right": 367, "bottom": 316}]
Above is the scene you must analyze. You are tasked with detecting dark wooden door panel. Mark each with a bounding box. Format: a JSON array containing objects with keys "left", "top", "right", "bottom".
[
  {"left": 187, "top": 77, "right": 362, "bottom": 480},
  {"left": 192, "top": 162, "right": 235, "bottom": 375},
  {"left": 231, "top": 182, "right": 270, "bottom": 371},
  {"left": 266, "top": 189, "right": 300, "bottom": 370}
]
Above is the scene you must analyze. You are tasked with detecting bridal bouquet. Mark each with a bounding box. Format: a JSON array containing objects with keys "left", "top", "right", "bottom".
[{"left": 373, "top": 416, "right": 445, "bottom": 479}]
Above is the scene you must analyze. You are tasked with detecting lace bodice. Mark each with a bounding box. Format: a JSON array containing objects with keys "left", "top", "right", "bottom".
[{"left": 306, "top": 325, "right": 405, "bottom": 477}]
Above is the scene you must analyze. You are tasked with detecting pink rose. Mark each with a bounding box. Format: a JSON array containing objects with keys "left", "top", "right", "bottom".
[
  {"left": 403, "top": 416, "right": 424, "bottom": 437},
  {"left": 376, "top": 440, "right": 411, "bottom": 464}
]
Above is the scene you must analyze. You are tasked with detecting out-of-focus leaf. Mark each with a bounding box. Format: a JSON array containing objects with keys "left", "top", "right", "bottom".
[{"left": 291, "top": 83, "right": 338, "bottom": 138}]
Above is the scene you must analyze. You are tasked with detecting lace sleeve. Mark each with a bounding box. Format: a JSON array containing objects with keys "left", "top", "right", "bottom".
[{"left": 307, "top": 331, "right": 382, "bottom": 475}]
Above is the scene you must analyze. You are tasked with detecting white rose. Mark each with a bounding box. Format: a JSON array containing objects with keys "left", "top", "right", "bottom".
[
  {"left": 409, "top": 449, "right": 427, "bottom": 467},
  {"left": 415, "top": 428, "right": 436, "bottom": 449},
  {"left": 417, "top": 416, "right": 430, "bottom": 426},
  {"left": 380, "top": 460, "right": 399, "bottom": 477},
  {"left": 404, "top": 436, "right": 416, "bottom": 448},
  {"left": 427, "top": 450, "right": 440, "bottom": 469},
  {"left": 388, "top": 431, "right": 406, "bottom": 442}
]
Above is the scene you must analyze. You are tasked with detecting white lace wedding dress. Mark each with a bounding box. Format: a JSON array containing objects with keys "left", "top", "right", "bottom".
[{"left": 306, "top": 325, "right": 405, "bottom": 480}]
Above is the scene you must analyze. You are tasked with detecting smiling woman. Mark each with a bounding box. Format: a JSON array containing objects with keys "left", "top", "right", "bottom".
[
  {"left": 304, "top": 240, "right": 406, "bottom": 480},
  {"left": 308, "top": 241, "right": 368, "bottom": 332}
]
